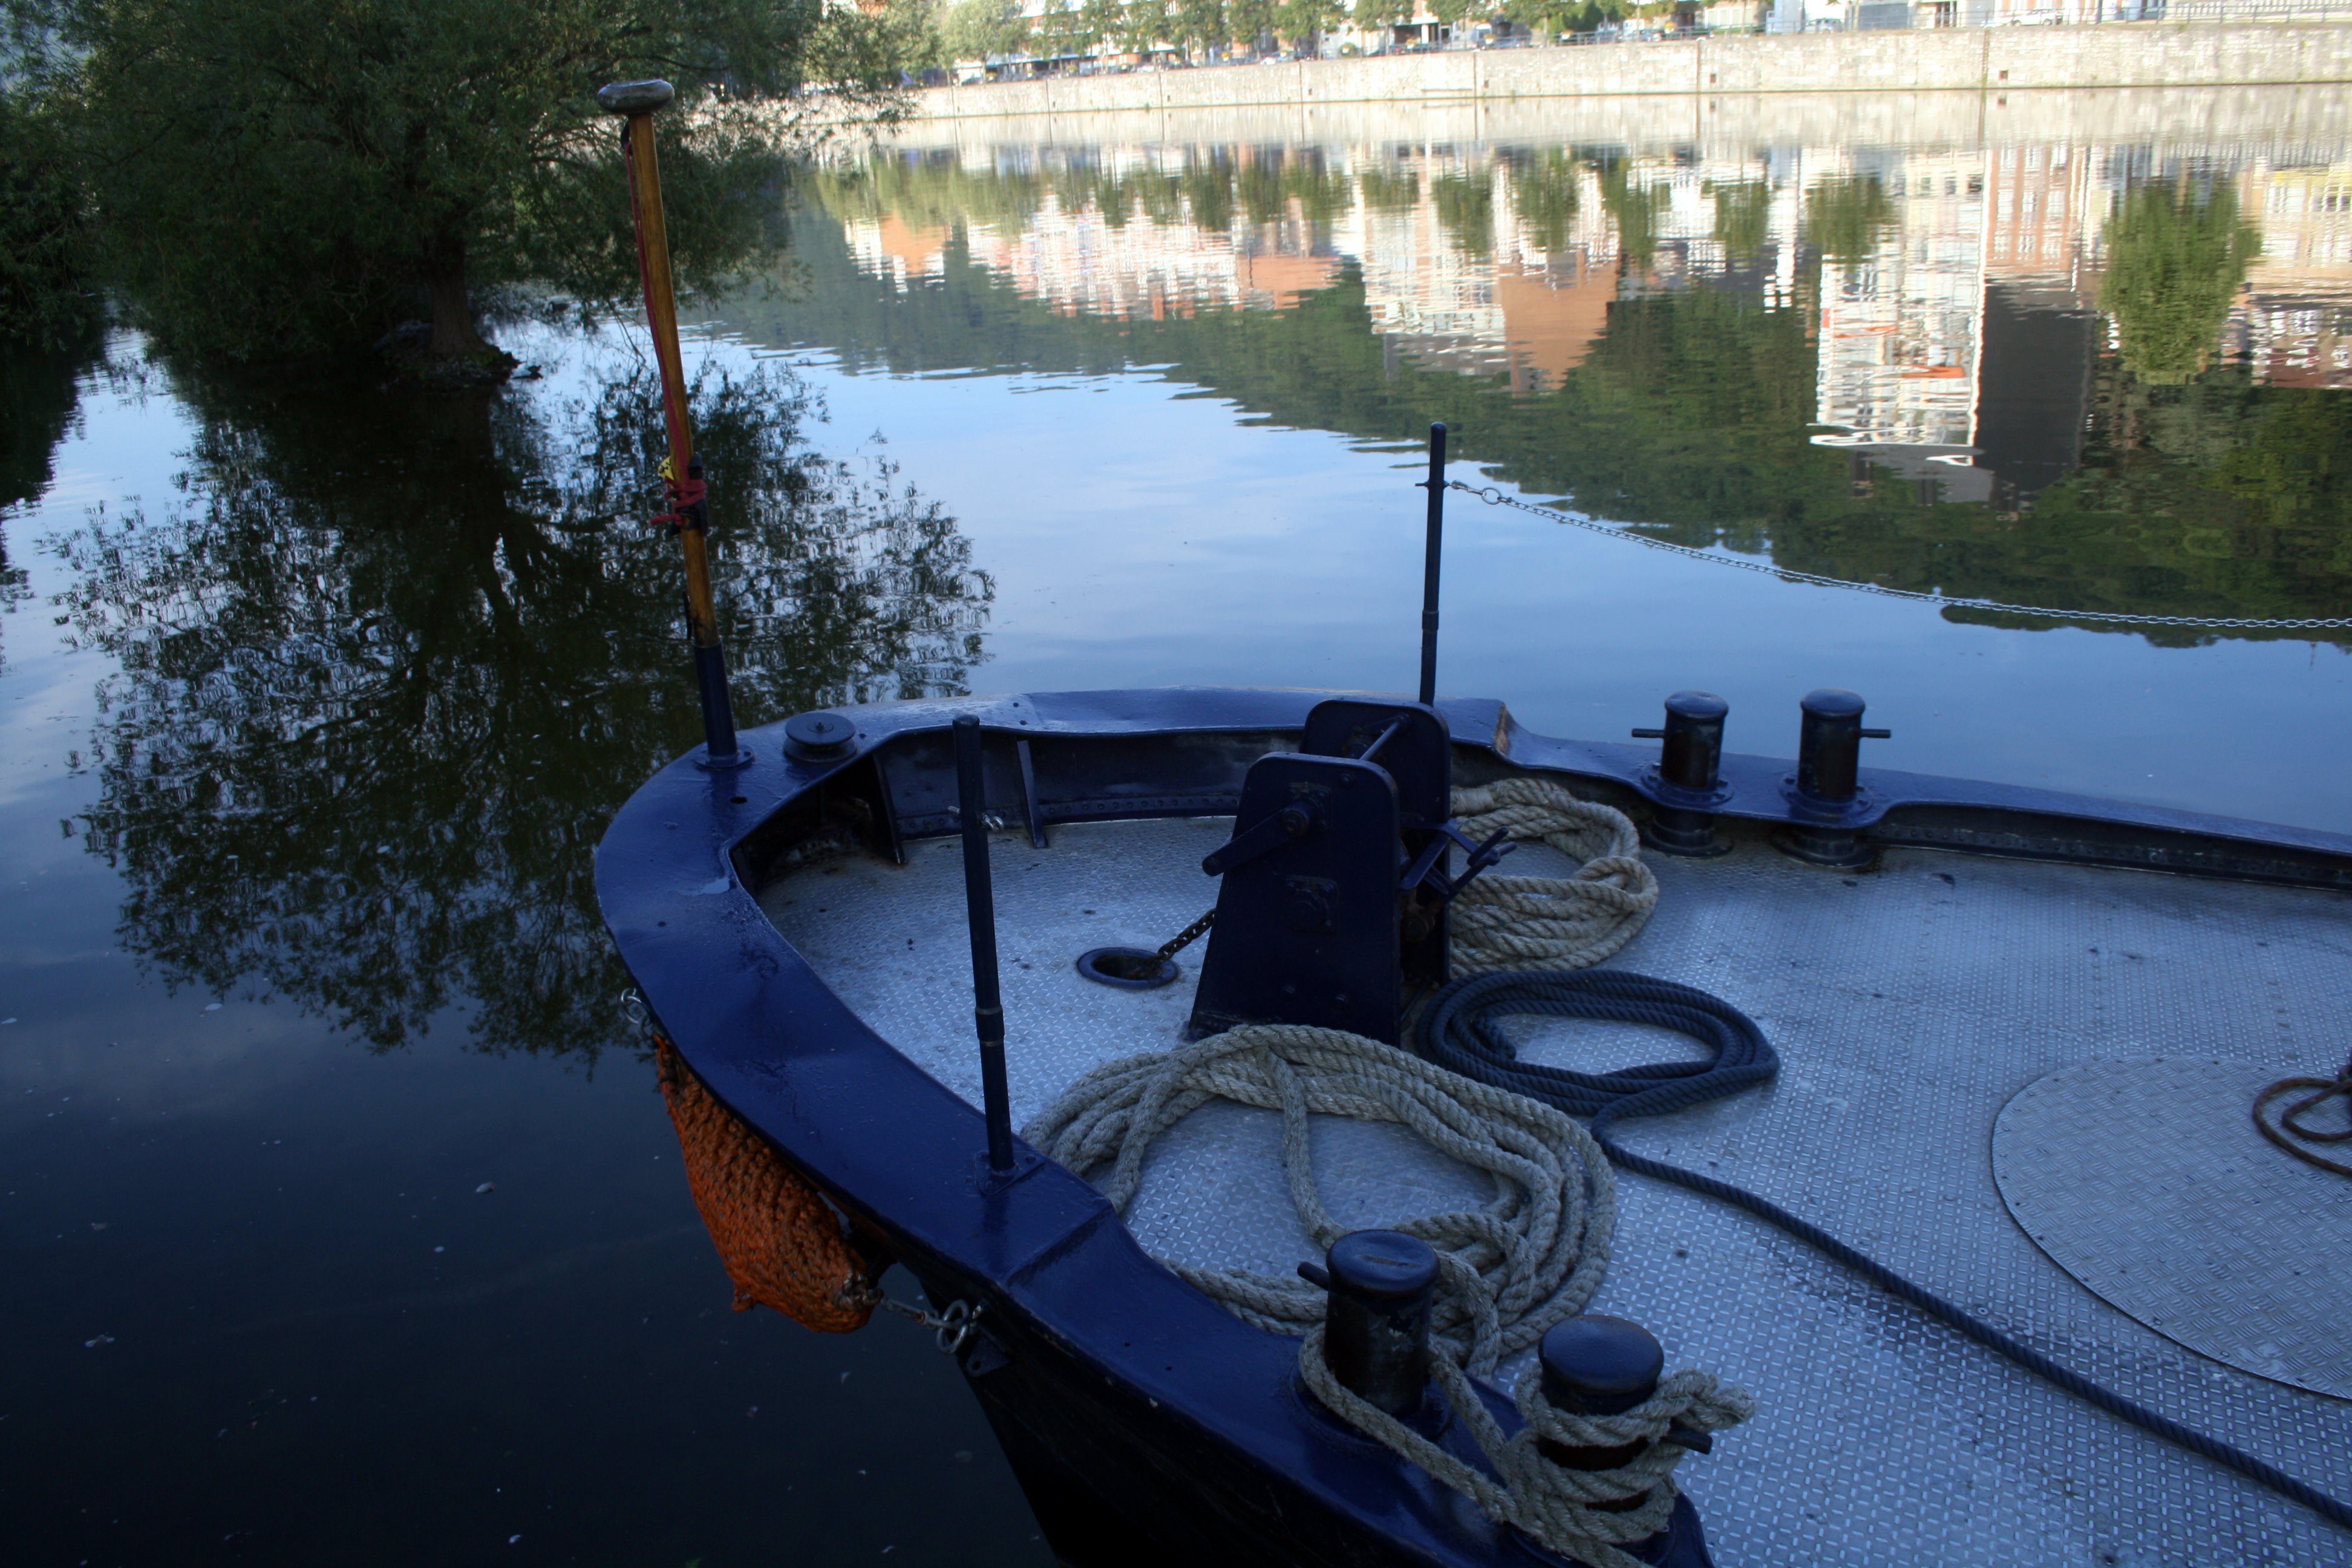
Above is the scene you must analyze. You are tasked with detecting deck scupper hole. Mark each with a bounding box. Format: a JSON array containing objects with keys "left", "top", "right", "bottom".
[{"left": 1076, "top": 946, "right": 1180, "bottom": 990}]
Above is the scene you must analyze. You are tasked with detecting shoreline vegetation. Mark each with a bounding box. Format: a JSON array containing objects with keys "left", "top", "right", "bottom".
[{"left": 0, "top": 0, "right": 932, "bottom": 375}]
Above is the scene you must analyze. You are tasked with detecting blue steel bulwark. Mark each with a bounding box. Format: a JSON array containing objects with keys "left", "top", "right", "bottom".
[{"left": 593, "top": 687, "right": 2352, "bottom": 1568}]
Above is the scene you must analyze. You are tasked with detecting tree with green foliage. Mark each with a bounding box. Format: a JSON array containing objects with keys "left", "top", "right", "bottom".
[
  {"left": 1111, "top": 0, "right": 1174, "bottom": 54},
  {"left": 1172, "top": 0, "right": 1227, "bottom": 55},
  {"left": 1276, "top": 0, "right": 1342, "bottom": 50},
  {"left": 0, "top": 81, "right": 96, "bottom": 348},
  {"left": 1032, "top": 0, "right": 1097, "bottom": 57},
  {"left": 31, "top": 0, "right": 918, "bottom": 371},
  {"left": 1078, "top": 0, "right": 1124, "bottom": 54},
  {"left": 1227, "top": 0, "right": 1278, "bottom": 50},
  {"left": 939, "top": 0, "right": 1032, "bottom": 60},
  {"left": 2100, "top": 180, "right": 2261, "bottom": 386},
  {"left": 1500, "top": 0, "right": 1601, "bottom": 33}
]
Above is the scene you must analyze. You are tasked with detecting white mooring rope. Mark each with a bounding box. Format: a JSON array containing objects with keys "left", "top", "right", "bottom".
[
  {"left": 1025, "top": 1016, "right": 1753, "bottom": 1567},
  {"left": 1449, "top": 778, "right": 1660, "bottom": 975}
]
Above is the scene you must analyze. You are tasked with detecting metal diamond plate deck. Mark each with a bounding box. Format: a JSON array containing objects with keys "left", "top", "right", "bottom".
[
  {"left": 1993, "top": 1057, "right": 2352, "bottom": 1400},
  {"left": 759, "top": 816, "right": 2352, "bottom": 1567}
]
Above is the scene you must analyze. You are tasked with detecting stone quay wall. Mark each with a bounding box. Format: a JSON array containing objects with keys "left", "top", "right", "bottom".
[
  {"left": 873, "top": 85, "right": 2352, "bottom": 158},
  {"left": 905, "top": 24, "right": 2352, "bottom": 124}
]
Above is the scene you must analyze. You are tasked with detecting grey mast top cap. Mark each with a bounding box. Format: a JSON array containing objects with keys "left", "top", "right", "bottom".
[{"left": 596, "top": 79, "right": 675, "bottom": 116}]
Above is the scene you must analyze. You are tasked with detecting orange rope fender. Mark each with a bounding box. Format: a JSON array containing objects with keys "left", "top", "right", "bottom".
[{"left": 655, "top": 1036, "right": 878, "bottom": 1331}]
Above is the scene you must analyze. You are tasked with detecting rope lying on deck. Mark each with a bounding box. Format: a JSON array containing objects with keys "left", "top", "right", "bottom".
[
  {"left": 1447, "top": 779, "right": 1659, "bottom": 974},
  {"left": 1418, "top": 969, "right": 2352, "bottom": 1538},
  {"left": 2252, "top": 1049, "right": 2352, "bottom": 1179},
  {"left": 1023, "top": 1023, "right": 1753, "bottom": 1568}
]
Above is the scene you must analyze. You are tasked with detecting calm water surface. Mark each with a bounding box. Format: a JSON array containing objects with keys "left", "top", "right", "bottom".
[{"left": 5, "top": 96, "right": 2350, "bottom": 1566}]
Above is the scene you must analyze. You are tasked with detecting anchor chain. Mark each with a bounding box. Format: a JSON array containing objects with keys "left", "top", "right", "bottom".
[{"left": 1153, "top": 907, "right": 1217, "bottom": 962}]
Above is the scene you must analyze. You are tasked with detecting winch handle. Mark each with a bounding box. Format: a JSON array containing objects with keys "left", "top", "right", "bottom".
[{"left": 1401, "top": 825, "right": 1514, "bottom": 902}]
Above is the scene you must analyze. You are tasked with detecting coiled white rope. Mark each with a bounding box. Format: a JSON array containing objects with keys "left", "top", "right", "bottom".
[
  {"left": 1024, "top": 1022, "right": 1753, "bottom": 1568},
  {"left": 1449, "top": 778, "right": 1659, "bottom": 974}
]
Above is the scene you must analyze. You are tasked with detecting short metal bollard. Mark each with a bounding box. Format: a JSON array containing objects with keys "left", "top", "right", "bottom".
[
  {"left": 1300, "top": 1229, "right": 1437, "bottom": 1417},
  {"left": 783, "top": 709, "right": 855, "bottom": 760},
  {"left": 1780, "top": 688, "right": 1890, "bottom": 867},
  {"left": 1537, "top": 1314, "right": 1674, "bottom": 1511},
  {"left": 1633, "top": 691, "right": 1731, "bottom": 856}
]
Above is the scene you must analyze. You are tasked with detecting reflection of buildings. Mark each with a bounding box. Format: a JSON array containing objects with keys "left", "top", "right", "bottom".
[
  {"left": 844, "top": 214, "right": 952, "bottom": 287},
  {"left": 2241, "top": 165, "right": 2352, "bottom": 388},
  {"left": 1336, "top": 158, "right": 1626, "bottom": 390},
  {"left": 1812, "top": 151, "right": 1987, "bottom": 454},
  {"left": 841, "top": 158, "right": 1339, "bottom": 319},
  {"left": 1974, "top": 143, "right": 2100, "bottom": 497},
  {"left": 837, "top": 135, "right": 2352, "bottom": 499}
]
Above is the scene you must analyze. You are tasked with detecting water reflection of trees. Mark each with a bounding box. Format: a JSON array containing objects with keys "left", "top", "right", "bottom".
[
  {"left": 737, "top": 177, "right": 2351, "bottom": 643},
  {"left": 2100, "top": 181, "right": 2261, "bottom": 386},
  {"left": 51, "top": 351, "right": 990, "bottom": 1056},
  {"left": 1, "top": 341, "right": 96, "bottom": 671}
]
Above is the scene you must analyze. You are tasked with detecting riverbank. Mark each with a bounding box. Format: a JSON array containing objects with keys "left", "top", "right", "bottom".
[
  {"left": 874, "top": 83, "right": 2352, "bottom": 155},
  {"left": 909, "top": 23, "right": 2352, "bottom": 122}
]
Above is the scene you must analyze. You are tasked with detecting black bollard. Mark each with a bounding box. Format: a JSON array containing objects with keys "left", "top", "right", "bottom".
[
  {"left": 1537, "top": 1315, "right": 1668, "bottom": 1509},
  {"left": 1794, "top": 688, "right": 1891, "bottom": 806},
  {"left": 1633, "top": 691, "right": 1730, "bottom": 856},
  {"left": 1301, "top": 1230, "right": 1437, "bottom": 1417},
  {"left": 954, "top": 716, "right": 1015, "bottom": 1173},
  {"left": 1780, "top": 689, "right": 1890, "bottom": 867}
]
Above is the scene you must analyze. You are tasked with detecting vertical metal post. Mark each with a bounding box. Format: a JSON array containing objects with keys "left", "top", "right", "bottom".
[
  {"left": 599, "top": 79, "right": 742, "bottom": 768},
  {"left": 1418, "top": 422, "right": 1448, "bottom": 708},
  {"left": 955, "top": 716, "right": 1015, "bottom": 1172}
]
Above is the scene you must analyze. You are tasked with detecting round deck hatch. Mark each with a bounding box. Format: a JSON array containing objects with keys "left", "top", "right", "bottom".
[{"left": 1993, "top": 1058, "right": 2352, "bottom": 1399}]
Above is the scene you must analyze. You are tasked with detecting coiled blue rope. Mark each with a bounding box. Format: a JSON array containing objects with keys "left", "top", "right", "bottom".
[{"left": 1415, "top": 969, "right": 2352, "bottom": 1536}]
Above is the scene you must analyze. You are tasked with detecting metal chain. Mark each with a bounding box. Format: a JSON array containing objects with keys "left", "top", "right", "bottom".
[
  {"left": 837, "top": 1281, "right": 981, "bottom": 1354},
  {"left": 1154, "top": 908, "right": 1217, "bottom": 962},
  {"left": 1446, "top": 481, "right": 2352, "bottom": 632}
]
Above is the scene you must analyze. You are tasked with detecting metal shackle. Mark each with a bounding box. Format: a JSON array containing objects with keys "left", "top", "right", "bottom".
[{"left": 1302, "top": 1229, "right": 1437, "bottom": 1417}]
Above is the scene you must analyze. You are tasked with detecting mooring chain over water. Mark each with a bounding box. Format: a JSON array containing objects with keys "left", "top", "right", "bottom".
[
  {"left": 1444, "top": 480, "right": 2352, "bottom": 632},
  {"left": 1022, "top": 1023, "right": 1753, "bottom": 1568}
]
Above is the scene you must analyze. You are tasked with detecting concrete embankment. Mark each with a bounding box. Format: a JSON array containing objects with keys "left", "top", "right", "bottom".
[
  {"left": 909, "top": 24, "right": 2352, "bottom": 125},
  {"left": 878, "top": 85, "right": 2352, "bottom": 156}
]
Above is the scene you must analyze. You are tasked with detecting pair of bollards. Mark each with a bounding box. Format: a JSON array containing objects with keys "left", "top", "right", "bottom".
[
  {"left": 1302, "top": 1230, "right": 1694, "bottom": 1502},
  {"left": 1633, "top": 688, "right": 1890, "bottom": 864}
]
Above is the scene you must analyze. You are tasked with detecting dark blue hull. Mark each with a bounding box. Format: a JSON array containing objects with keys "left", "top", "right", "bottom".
[{"left": 593, "top": 688, "right": 2352, "bottom": 1567}]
